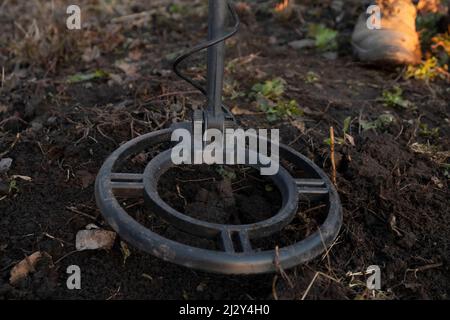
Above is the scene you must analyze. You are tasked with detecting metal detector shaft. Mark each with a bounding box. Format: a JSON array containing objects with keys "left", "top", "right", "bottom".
[{"left": 206, "top": 0, "right": 227, "bottom": 126}]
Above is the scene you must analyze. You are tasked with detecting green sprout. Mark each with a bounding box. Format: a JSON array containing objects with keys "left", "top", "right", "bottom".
[
  {"left": 9, "top": 180, "right": 19, "bottom": 193},
  {"left": 380, "top": 87, "right": 413, "bottom": 109},
  {"left": 419, "top": 123, "right": 440, "bottom": 138},
  {"left": 360, "top": 113, "right": 396, "bottom": 131},
  {"left": 305, "top": 71, "right": 320, "bottom": 84},
  {"left": 251, "top": 78, "right": 302, "bottom": 122},
  {"left": 324, "top": 116, "right": 352, "bottom": 146},
  {"left": 215, "top": 166, "right": 237, "bottom": 181},
  {"left": 251, "top": 78, "right": 286, "bottom": 100},
  {"left": 308, "top": 24, "right": 338, "bottom": 52},
  {"left": 67, "top": 69, "right": 109, "bottom": 84}
]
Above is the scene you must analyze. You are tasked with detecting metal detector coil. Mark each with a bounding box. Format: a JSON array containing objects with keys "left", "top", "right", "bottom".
[{"left": 95, "top": 0, "right": 343, "bottom": 275}]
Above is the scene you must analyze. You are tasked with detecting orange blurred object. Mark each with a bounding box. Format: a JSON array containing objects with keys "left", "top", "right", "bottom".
[{"left": 275, "top": 0, "right": 290, "bottom": 12}]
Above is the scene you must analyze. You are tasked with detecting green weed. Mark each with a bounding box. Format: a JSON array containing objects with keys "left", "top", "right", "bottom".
[
  {"left": 307, "top": 24, "right": 338, "bottom": 52},
  {"left": 380, "top": 87, "right": 413, "bottom": 109},
  {"left": 251, "top": 78, "right": 301, "bottom": 122}
]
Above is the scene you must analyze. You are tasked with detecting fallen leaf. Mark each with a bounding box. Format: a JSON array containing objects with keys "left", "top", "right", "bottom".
[
  {"left": 115, "top": 61, "right": 139, "bottom": 78},
  {"left": 230, "top": 105, "right": 257, "bottom": 115},
  {"left": 345, "top": 133, "right": 356, "bottom": 146},
  {"left": 10, "top": 251, "right": 43, "bottom": 285},
  {"left": 76, "top": 229, "right": 116, "bottom": 251},
  {"left": 76, "top": 170, "right": 95, "bottom": 189},
  {"left": 291, "top": 120, "right": 306, "bottom": 134},
  {"left": 108, "top": 73, "right": 123, "bottom": 85}
]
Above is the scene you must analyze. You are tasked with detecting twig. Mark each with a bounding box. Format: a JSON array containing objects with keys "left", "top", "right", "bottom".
[
  {"left": 301, "top": 272, "right": 319, "bottom": 300},
  {"left": 111, "top": 10, "right": 156, "bottom": 24},
  {"left": 274, "top": 246, "right": 294, "bottom": 289},
  {"left": 145, "top": 90, "right": 201, "bottom": 102},
  {"left": 0, "top": 133, "right": 20, "bottom": 158},
  {"left": 301, "top": 204, "right": 327, "bottom": 216},
  {"left": 43, "top": 232, "right": 72, "bottom": 247},
  {"left": 176, "top": 184, "right": 187, "bottom": 207},
  {"left": 329, "top": 127, "right": 337, "bottom": 186},
  {"left": 405, "top": 263, "right": 443, "bottom": 279},
  {"left": 54, "top": 250, "right": 78, "bottom": 265},
  {"left": 65, "top": 206, "right": 97, "bottom": 221},
  {"left": 176, "top": 177, "right": 216, "bottom": 183},
  {"left": 1, "top": 66, "right": 4, "bottom": 88},
  {"left": 272, "top": 275, "right": 279, "bottom": 300},
  {"left": 301, "top": 271, "right": 341, "bottom": 300}
]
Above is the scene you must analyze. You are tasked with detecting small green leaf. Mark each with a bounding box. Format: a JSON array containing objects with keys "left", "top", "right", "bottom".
[
  {"left": 305, "top": 71, "right": 320, "bottom": 84},
  {"left": 323, "top": 137, "right": 344, "bottom": 146},
  {"left": 380, "top": 86, "right": 413, "bottom": 109},
  {"left": 343, "top": 117, "right": 352, "bottom": 136},
  {"left": 308, "top": 24, "right": 338, "bottom": 52},
  {"left": 9, "top": 180, "right": 19, "bottom": 193},
  {"left": 67, "top": 69, "right": 109, "bottom": 84},
  {"left": 120, "top": 241, "right": 131, "bottom": 265}
]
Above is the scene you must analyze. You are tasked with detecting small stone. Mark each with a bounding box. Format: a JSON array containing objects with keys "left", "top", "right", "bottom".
[
  {"left": 196, "top": 282, "right": 207, "bottom": 292},
  {"left": 288, "top": 39, "right": 316, "bottom": 50},
  {"left": 46, "top": 116, "right": 58, "bottom": 126},
  {"left": 75, "top": 229, "right": 116, "bottom": 251},
  {"left": 331, "top": 0, "right": 344, "bottom": 12},
  {"left": 0, "top": 158, "right": 13, "bottom": 173},
  {"left": 30, "top": 121, "right": 43, "bottom": 132},
  {"left": 322, "top": 52, "right": 338, "bottom": 60}
]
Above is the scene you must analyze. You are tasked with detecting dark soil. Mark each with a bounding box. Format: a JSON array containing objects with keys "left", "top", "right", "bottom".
[{"left": 0, "top": 1, "right": 449, "bottom": 300}]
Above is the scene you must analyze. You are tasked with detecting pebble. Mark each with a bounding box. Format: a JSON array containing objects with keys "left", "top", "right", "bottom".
[
  {"left": 288, "top": 39, "right": 316, "bottom": 50},
  {"left": 0, "top": 158, "right": 13, "bottom": 173}
]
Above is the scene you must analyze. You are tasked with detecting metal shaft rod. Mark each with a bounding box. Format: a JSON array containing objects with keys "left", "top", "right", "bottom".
[{"left": 206, "top": 0, "right": 227, "bottom": 118}]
